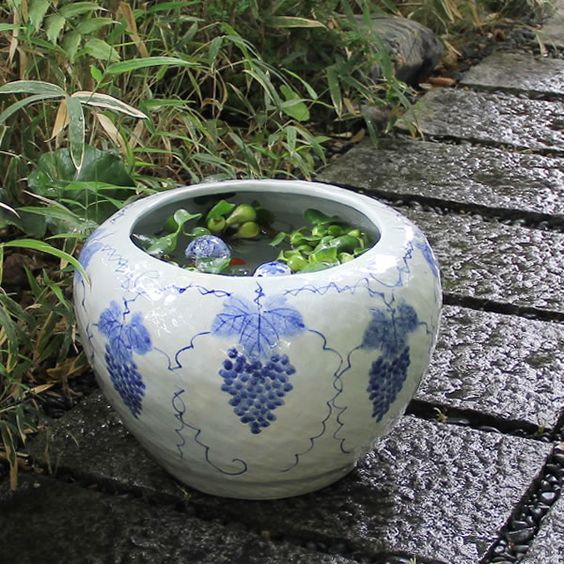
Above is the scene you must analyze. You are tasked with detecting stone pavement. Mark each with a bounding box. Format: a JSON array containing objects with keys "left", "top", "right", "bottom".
[{"left": 1, "top": 6, "right": 564, "bottom": 564}]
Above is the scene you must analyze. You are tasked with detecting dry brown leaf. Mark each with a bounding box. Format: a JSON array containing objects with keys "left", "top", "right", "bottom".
[
  {"left": 129, "top": 119, "right": 145, "bottom": 149},
  {"left": 46, "top": 355, "right": 88, "bottom": 381},
  {"left": 118, "top": 1, "right": 150, "bottom": 57},
  {"left": 350, "top": 128, "right": 366, "bottom": 144},
  {"left": 30, "top": 383, "right": 56, "bottom": 395},
  {"left": 427, "top": 76, "right": 457, "bottom": 87},
  {"left": 95, "top": 112, "right": 127, "bottom": 154},
  {"left": 8, "top": 10, "right": 20, "bottom": 65},
  {"left": 49, "top": 99, "right": 69, "bottom": 141}
]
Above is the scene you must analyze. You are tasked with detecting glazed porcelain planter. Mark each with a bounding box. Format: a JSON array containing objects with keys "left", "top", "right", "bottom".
[{"left": 74, "top": 179, "right": 442, "bottom": 499}]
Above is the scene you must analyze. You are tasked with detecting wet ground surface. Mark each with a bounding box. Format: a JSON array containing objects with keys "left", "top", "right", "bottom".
[{"left": 2, "top": 3, "right": 564, "bottom": 564}]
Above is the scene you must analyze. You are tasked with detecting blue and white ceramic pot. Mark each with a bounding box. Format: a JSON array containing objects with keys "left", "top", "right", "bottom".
[{"left": 74, "top": 179, "right": 442, "bottom": 499}]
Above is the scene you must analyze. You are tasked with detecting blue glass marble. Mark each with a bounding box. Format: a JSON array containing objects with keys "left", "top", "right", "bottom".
[
  {"left": 254, "top": 261, "right": 292, "bottom": 277},
  {"left": 185, "top": 235, "right": 230, "bottom": 261}
]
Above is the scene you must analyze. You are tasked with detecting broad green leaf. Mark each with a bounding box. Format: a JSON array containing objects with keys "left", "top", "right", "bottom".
[
  {"left": 46, "top": 13, "right": 65, "bottom": 43},
  {"left": 29, "top": 0, "right": 51, "bottom": 31},
  {"left": 62, "top": 30, "right": 81, "bottom": 62},
  {"left": 71, "top": 91, "right": 147, "bottom": 118},
  {"left": 83, "top": 38, "right": 120, "bottom": 63},
  {"left": 0, "top": 80, "right": 65, "bottom": 96},
  {"left": 0, "top": 239, "right": 87, "bottom": 280},
  {"left": 266, "top": 16, "right": 326, "bottom": 28},
  {"left": 60, "top": 2, "right": 101, "bottom": 18},
  {"left": 89, "top": 65, "right": 103, "bottom": 82},
  {"left": 280, "top": 85, "right": 309, "bottom": 122},
  {"left": 76, "top": 17, "right": 114, "bottom": 35},
  {"left": 0, "top": 93, "right": 62, "bottom": 124},
  {"left": 66, "top": 96, "right": 85, "bottom": 170},
  {"left": 105, "top": 56, "right": 199, "bottom": 75}
]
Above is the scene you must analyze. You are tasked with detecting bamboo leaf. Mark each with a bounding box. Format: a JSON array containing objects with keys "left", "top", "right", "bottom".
[
  {"left": 71, "top": 91, "right": 147, "bottom": 118},
  {"left": 0, "top": 92, "right": 62, "bottom": 125},
  {"left": 66, "top": 96, "right": 85, "bottom": 170},
  {"left": 0, "top": 80, "right": 65, "bottom": 96},
  {"left": 266, "top": 16, "right": 326, "bottom": 28},
  {"left": 105, "top": 56, "right": 199, "bottom": 75},
  {"left": 326, "top": 65, "right": 343, "bottom": 117}
]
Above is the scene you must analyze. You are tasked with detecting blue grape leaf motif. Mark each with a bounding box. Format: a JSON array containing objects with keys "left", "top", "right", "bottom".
[
  {"left": 212, "top": 293, "right": 305, "bottom": 433},
  {"left": 212, "top": 295, "right": 305, "bottom": 359},
  {"left": 362, "top": 303, "right": 419, "bottom": 421},
  {"left": 97, "top": 301, "right": 151, "bottom": 417},
  {"left": 414, "top": 231, "right": 439, "bottom": 278}
]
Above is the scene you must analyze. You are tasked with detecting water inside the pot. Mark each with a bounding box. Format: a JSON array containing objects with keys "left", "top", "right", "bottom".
[{"left": 130, "top": 191, "right": 378, "bottom": 276}]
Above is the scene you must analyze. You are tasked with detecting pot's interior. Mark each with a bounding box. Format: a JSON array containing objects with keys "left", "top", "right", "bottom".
[{"left": 131, "top": 189, "right": 381, "bottom": 274}]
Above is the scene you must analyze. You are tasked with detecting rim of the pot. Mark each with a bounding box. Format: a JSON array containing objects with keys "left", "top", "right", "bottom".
[{"left": 115, "top": 179, "right": 415, "bottom": 280}]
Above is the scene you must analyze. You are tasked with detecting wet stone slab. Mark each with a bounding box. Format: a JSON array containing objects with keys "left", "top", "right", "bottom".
[
  {"left": 28, "top": 393, "right": 552, "bottom": 564},
  {"left": 417, "top": 306, "right": 564, "bottom": 428},
  {"left": 0, "top": 474, "right": 351, "bottom": 564},
  {"left": 318, "top": 139, "right": 564, "bottom": 218},
  {"left": 461, "top": 52, "right": 564, "bottom": 96},
  {"left": 400, "top": 206, "right": 564, "bottom": 314},
  {"left": 522, "top": 494, "right": 564, "bottom": 563},
  {"left": 399, "top": 89, "right": 564, "bottom": 154}
]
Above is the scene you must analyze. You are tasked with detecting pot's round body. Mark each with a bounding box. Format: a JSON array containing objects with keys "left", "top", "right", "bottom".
[{"left": 74, "top": 180, "right": 441, "bottom": 499}]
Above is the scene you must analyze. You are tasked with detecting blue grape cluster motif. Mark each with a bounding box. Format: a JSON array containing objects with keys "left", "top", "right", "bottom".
[
  {"left": 220, "top": 348, "right": 296, "bottom": 434},
  {"left": 362, "top": 303, "right": 419, "bottom": 421},
  {"left": 97, "top": 301, "right": 152, "bottom": 418},
  {"left": 212, "top": 292, "right": 305, "bottom": 433}
]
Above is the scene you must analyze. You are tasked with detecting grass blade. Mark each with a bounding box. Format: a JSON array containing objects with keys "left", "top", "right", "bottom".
[{"left": 0, "top": 239, "right": 88, "bottom": 281}]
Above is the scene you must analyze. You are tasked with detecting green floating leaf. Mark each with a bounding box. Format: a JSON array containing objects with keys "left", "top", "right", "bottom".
[
  {"left": 270, "top": 231, "right": 287, "bottom": 247},
  {"left": 147, "top": 234, "right": 177, "bottom": 256},
  {"left": 207, "top": 199, "right": 236, "bottom": 221}
]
